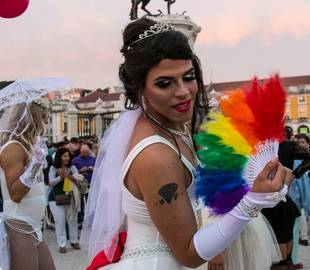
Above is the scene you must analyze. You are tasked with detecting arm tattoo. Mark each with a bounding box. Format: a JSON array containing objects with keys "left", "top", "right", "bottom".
[{"left": 156, "top": 183, "right": 178, "bottom": 205}]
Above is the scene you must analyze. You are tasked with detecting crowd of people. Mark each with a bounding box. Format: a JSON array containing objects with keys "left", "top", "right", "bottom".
[
  {"left": 0, "top": 16, "right": 309, "bottom": 270},
  {"left": 45, "top": 137, "right": 97, "bottom": 254}
]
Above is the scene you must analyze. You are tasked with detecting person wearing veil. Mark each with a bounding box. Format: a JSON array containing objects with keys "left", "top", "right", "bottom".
[
  {"left": 0, "top": 81, "right": 56, "bottom": 269},
  {"left": 81, "top": 17, "right": 292, "bottom": 270}
]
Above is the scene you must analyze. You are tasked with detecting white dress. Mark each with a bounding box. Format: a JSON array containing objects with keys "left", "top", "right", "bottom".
[
  {"left": 101, "top": 135, "right": 206, "bottom": 270},
  {"left": 224, "top": 213, "right": 282, "bottom": 270},
  {"left": 0, "top": 140, "right": 46, "bottom": 241},
  {"left": 100, "top": 135, "right": 281, "bottom": 270},
  {"left": 202, "top": 206, "right": 282, "bottom": 269}
]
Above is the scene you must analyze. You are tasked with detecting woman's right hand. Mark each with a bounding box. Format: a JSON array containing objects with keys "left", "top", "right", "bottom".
[
  {"left": 251, "top": 158, "right": 292, "bottom": 193},
  {"left": 58, "top": 168, "right": 66, "bottom": 178}
]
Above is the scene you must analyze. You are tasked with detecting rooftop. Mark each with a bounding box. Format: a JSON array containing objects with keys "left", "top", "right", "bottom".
[{"left": 209, "top": 75, "right": 310, "bottom": 92}]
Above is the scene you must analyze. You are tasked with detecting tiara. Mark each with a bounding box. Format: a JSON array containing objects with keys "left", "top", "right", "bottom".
[{"left": 122, "top": 22, "right": 176, "bottom": 54}]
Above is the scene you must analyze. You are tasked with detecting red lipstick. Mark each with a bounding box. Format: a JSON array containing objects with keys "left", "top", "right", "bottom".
[{"left": 172, "top": 100, "right": 191, "bottom": 113}]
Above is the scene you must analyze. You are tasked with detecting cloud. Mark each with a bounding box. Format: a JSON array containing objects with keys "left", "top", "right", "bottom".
[
  {"left": 196, "top": 1, "right": 310, "bottom": 46},
  {"left": 0, "top": 0, "right": 310, "bottom": 88},
  {"left": 0, "top": 0, "right": 128, "bottom": 88}
]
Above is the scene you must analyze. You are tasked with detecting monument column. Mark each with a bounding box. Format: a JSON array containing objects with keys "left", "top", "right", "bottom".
[
  {"left": 67, "top": 103, "right": 79, "bottom": 139},
  {"left": 154, "top": 14, "right": 201, "bottom": 48}
]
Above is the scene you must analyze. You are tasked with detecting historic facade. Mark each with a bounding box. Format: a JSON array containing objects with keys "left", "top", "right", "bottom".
[
  {"left": 46, "top": 86, "right": 124, "bottom": 142},
  {"left": 209, "top": 75, "right": 310, "bottom": 135}
]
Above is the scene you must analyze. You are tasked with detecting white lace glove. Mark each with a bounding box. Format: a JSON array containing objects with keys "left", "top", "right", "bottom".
[
  {"left": 20, "top": 137, "right": 48, "bottom": 188},
  {"left": 193, "top": 185, "right": 288, "bottom": 261},
  {"left": 233, "top": 184, "right": 288, "bottom": 220}
]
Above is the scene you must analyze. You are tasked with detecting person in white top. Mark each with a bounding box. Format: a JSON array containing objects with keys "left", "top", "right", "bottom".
[
  {"left": 0, "top": 99, "right": 55, "bottom": 270},
  {"left": 48, "top": 147, "right": 80, "bottom": 253},
  {"left": 81, "top": 18, "right": 292, "bottom": 270}
]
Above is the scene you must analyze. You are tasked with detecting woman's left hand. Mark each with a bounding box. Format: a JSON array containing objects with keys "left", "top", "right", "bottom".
[
  {"left": 208, "top": 251, "right": 225, "bottom": 270},
  {"left": 67, "top": 175, "right": 78, "bottom": 186}
]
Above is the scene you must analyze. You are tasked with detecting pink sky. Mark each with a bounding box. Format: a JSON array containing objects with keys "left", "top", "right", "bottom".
[{"left": 0, "top": 0, "right": 309, "bottom": 88}]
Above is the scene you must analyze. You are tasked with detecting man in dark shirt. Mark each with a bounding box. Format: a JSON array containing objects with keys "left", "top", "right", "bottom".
[
  {"left": 72, "top": 144, "right": 96, "bottom": 226},
  {"left": 263, "top": 128, "right": 302, "bottom": 270}
]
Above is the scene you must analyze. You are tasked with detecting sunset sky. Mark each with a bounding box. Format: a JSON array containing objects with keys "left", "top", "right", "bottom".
[{"left": 1, "top": 0, "right": 309, "bottom": 89}]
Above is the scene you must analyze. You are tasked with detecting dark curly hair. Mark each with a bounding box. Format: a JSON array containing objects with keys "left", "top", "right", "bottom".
[{"left": 119, "top": 17, "right": 208, "bottom": 133}]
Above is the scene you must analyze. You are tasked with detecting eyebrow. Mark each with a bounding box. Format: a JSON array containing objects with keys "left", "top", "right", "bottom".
[{"left": 154, "top": 67, "right": 195, "bottom": 82}]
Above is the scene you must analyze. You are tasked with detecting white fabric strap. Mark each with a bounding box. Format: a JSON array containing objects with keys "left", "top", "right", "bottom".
[{"left": 120, "top": 135, "right": 195, "bottom": 182}]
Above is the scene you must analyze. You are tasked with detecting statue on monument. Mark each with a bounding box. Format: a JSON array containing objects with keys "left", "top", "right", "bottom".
[{"left": 130, "top": 0, "right": 177, "bottom": 20}]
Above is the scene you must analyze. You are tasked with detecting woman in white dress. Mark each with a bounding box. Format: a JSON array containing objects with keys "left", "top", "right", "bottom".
[
  {"left": 0, "top": 99, "right": 55, "bottom": 270},
  {"left": 81, "top": 17, "right": 291, "bottom": 270}
]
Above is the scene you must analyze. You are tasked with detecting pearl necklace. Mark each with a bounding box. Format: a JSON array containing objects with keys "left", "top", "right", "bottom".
[{"left": 146, "top": 113, "right": 196, "bottom": 155}]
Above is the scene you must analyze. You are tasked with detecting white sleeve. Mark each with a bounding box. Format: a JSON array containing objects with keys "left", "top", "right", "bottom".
[
  {"left": 71, "top": 165, "right": 79, "bottom": 175},
  {"left": 193, "top": 204, "right": 249, "bottom": 260},
  {"left": 48, "top": 166, "right": 63, "bottom": 186},
  {"left": 193, "top": 186, "right": 288, "bottom": 261}
]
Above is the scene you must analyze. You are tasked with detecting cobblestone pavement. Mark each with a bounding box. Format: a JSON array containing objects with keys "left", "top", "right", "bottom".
[
  {"left": 298, "top": 245, "right": 310, "bottom": 269},
  {"left": 45, "top": 227, "right": 310, "bottom": 270},
  {"left": 44, "top": 228, "right": 90, "bottom": 270}
]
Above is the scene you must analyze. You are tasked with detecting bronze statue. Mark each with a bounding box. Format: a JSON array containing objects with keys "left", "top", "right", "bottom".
[
  {"left": 130, "top": 0, "right": 177, "bottom": 20},
  {"left": 165, "top": 0, "right": 176, "bottom": 15}
]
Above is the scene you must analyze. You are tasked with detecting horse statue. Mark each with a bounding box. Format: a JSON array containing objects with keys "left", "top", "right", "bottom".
[
  {"left": 130, "top": 0, "right": 177, "bottom": 20},
  {"left": 166, "top": 0, "right": 176, "bottom": 14}
]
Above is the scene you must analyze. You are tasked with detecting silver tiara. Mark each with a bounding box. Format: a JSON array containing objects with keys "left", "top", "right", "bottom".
[
  {"left": 122, "top": 22, "right": 176, "bottom": 53},
  {"left": 137, "top": 22, "right": 176, "bottom": 41}
]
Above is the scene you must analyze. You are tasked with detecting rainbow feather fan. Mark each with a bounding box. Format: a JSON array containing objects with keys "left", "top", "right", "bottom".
[{"left": 194, "top": 75, "right": 287, "bottom": 215}]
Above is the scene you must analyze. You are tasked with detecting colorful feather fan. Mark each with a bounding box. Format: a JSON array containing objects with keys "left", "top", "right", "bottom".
[{"left": 194, "top": 75, "right": 287, "bottom": 215}]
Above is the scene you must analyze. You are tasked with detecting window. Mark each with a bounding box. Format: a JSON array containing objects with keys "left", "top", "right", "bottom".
[
  {"left": 285, "top": 104, "right": 291, "bottom": 120},
  {"left": 289, "top": 86, "right": 298, "bottom": 93},
  {"left": 285, "top": 126, "right": 293, "bottom": 135},
  {"left": 78, "top": 114, "right": 96, "bottom": 137},
  {"left": 298, "top": 125, "right": 309, "bottom": 134},
  {"left": 299, "top": 105, "right": 308, "bottom": 119},
  {"left": 298, "top": 85, "right": 306, "bottom": 93},
  {"left": 102, "top": 113, "right": 115, "bottom": 132},
  {"left": 63, "top": 122, "right": 68, "bottom": 133},
  {"left": 298, "top": 95, "right": 306, "bottom": 104}
]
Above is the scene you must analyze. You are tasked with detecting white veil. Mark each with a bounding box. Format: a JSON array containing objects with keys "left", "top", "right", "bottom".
[
  {"left": 0, "top": 103, "right": 30, "bottom": 146},
  {"left": 80, "top": 108, "right": 142, "bottom": 259},
  {"left": 0, "top": 78, "right": 71, "bottom": 149}
]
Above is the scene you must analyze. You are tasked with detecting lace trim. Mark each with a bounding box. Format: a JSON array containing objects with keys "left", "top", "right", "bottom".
[{"left": 121, "top": 244, "right": 172, "bottom": 260}]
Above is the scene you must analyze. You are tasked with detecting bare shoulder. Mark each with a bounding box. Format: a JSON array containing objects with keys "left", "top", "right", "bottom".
[
  {"left": 0, "top": 142, "right": 28, "bottom": 169},
  {"left": 124, "top": 115, "right": 187, "bottom": 200},
  {"left": 133, "top": 141, "right": 180, "bottom": 170},
  {"left": 130, "top": 139, "right": 186, "bottom": 197}
]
